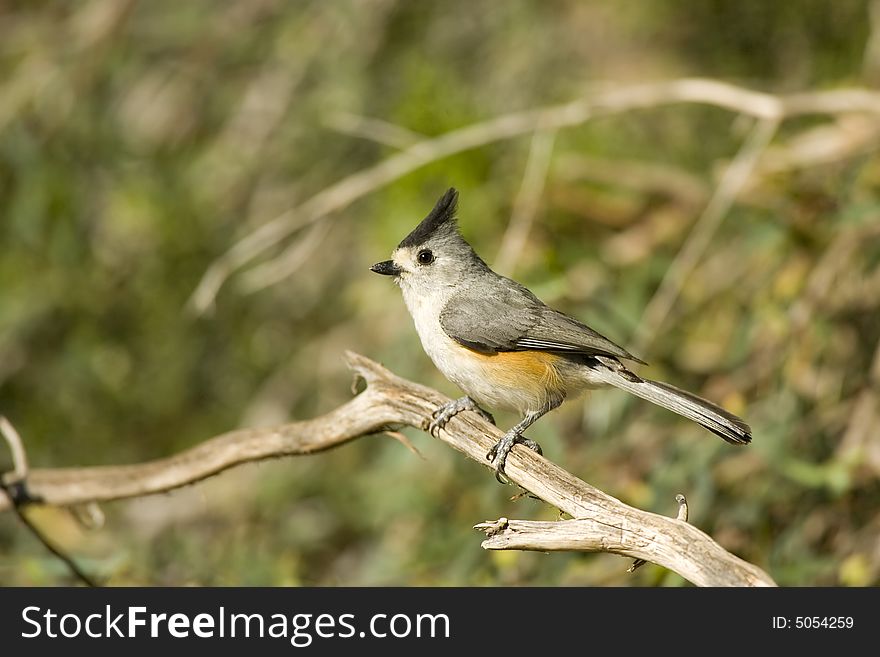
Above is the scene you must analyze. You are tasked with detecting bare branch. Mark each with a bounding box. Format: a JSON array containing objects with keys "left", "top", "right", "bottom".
[
  {"left": 474, "top": 517, "right": 510, "bottom": 537},
  {"left": 675, "top": 492, "right": 688, "bottom": 521},
  {"left": 237, "top": 220, "right": 332, "bottom": 294},
  {"left": 628, "top": 493, "right": 688, "bottom": 572},
  {"left": 864, "top": 0, "right": 880, "bottom": 84},
  {"left": 1, "top": 416, "right": 98, "bottom": 587},
  {"left": 0, "top": 415, "right": 29, "bottom": 483},
  {"left": 383, "top": 430, "right": 424, "bottom": 460},
  {"left": 494, "top": 129, "right": 556, "bottom": 276},
  {"left": 188, "top": 78, "right": 880, "bottom": 313},
  {"left": 633, "top": 115, "right": 780, "bottom": 352},
  {"left": 0, "top": 353, "right": 774, "bottom": 587},
  {"left": 0, "top": 373, "right": 392, "bottom": 511},
  {"left": 476, "top": 509, "right": 768, "bottom": 587},
  {"left": 324, "top": 112, "right": 424, "bottom": 150},
  {"left": 555, "top": 153, "right": 709, "bottom": 207},
  {"left": 837, "top": 333, "right": 880, "bottom": 475}
]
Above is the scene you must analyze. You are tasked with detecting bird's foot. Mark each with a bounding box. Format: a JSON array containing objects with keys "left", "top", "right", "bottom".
[
  {"left": 426, "top": 396, "right": 495, "bottom": 436},
  {"left": 486, "top": 431, "right": 542, "bottom": 484}
]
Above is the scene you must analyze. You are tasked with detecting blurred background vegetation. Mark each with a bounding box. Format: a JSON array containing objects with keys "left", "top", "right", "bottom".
[{"left": 1, "top": 0, "right": 879, "bottom": 586}]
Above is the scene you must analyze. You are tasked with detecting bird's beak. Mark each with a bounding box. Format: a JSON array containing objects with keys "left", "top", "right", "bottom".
[{"left": 370, "top": 260, "right": 402, "bottom": 276}]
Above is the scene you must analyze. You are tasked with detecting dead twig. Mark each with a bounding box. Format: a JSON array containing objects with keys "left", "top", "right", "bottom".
[
  {"left": 1, "top": 416, "right": 98, "bottom": 587},
  {"left": 476, "top": 491, "right": 760, "bottom": 587},
  {"left": 0, "top": 354, "right": 775, "bottom": 587},
  {"left": 555, "top": 153, "right": 709, "bottom": 208},
  {"left": 237, "top": 219, "right": 333, "bottom": 294},
  {"left": 0, "top": 416, "right": 28, "bottom": 484},
  {"left": 837, "top": 334, "right": 880, "bottom": 475},
  {"left": 629, "top": 493, "right": 688, "bottom": 572},
  {"left": 324, "top": 112, "right": 424, "bottom": 150},
  {"left": 634, "top": 115, "right": 780, "bottom": 353},
  {"left": 188, "top": 78, "right": 880, "bottom": 314},
  {"left": 494, "top": 129, "right": 556, "bottom": 276}
]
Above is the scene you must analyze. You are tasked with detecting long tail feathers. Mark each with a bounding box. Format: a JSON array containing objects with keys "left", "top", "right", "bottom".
[{"left": 591, "top": 366, "right": 752, "bottom": 445}]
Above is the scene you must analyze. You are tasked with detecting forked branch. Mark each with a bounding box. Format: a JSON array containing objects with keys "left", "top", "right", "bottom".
[{"left": 0, "top": 353, "right": 775, "bottom": 587}]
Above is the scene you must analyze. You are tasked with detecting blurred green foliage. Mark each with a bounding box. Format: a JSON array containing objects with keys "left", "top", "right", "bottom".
[{"left": 1, "top": 0, "right": 879, "bottom": 586}]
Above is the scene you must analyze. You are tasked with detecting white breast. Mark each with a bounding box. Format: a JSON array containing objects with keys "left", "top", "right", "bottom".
[
  {"left": 400, "top": 284, "right": 549, "bottom": 413},
  {"left": 401, "top": 284, "right": 468, "bottom": 383}
]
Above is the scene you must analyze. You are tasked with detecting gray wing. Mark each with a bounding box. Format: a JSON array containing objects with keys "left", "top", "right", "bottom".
[
  {"left": 439, "top": 279, "right": 644, "bottom": 363},
  {"left": 438, "top": 283, "right": 542, "bottom": 353},
  {"left": 519, "top": 309, "right": 646, "bottom": 363}
]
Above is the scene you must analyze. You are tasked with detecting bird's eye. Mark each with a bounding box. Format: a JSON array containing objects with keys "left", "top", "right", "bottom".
[{"left": 416, "top": 249, "right": 435, "bottom": 265}]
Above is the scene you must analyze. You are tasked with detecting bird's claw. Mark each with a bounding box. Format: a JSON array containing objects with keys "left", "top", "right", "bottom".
[
  {"left": 486, "top": 432, "right": 542, "bottom": 484},
  {"left": 426, "top": 396, "right": 495, "bottom": 436}
]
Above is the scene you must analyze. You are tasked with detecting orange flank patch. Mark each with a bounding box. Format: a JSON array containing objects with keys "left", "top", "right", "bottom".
[{"left": 470, "top": 350, "right": 565, "bottom": 394}]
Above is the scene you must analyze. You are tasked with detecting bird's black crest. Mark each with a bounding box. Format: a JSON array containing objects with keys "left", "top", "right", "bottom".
[{"left": 397, "top": 188, "right": 459, "bottom": 249}]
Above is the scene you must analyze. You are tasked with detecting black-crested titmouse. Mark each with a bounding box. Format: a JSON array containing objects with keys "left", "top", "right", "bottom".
[{"left": 371, "top": 188, "right": 751, "bottom": 479}]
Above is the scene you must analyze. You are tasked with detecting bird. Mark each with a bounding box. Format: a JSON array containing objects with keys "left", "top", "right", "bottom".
[{"left": 371, "top": 188, "right": 751, "bottom": 480}]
